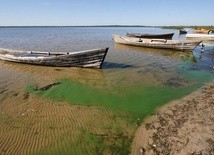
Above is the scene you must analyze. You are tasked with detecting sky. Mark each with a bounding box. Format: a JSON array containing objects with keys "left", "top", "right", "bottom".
[{"left": 0, "top": 0, "right": 213, "bottom": 26}]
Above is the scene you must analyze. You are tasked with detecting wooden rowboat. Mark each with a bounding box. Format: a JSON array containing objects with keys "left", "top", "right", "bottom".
[
  {"left": 126, "top": 32, "right": 174, "bottom": 39},
  {"left": 113, "top": 35, "right": 201, "bottom": 51},
  {"left": 0, "top": 47, "right": 109, "bottom": 68},
  {"left": 186, "top": 34, "right": 214, "bottom": 41}
]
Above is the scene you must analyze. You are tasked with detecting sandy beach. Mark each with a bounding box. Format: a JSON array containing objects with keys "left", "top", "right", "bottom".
[{"left": 131, "top": 81, "right": 214, "bottom": 155}]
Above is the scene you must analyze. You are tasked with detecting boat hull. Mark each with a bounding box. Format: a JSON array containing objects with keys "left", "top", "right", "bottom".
[
  {"left": 113, "top": 35, "right": 201, "bottom": 51},
  {"left": 126, "top": 33, "right": 174, "bottom": 39},
  {"left": 0, "top": 48, "right": 109, "bottom": 68}
]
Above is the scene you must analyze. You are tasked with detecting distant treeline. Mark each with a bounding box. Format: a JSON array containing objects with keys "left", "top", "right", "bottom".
[{"left": 162, "top": 25, "right": 214, "bottom": 30}]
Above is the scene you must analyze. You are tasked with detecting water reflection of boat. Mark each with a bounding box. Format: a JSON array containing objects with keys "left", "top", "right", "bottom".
[
  {"left": 126, "top": 32, "right": 174, "bottom": 39},
  {"left": 113, "top": 35, "right": 201, "bottom": 51},
  {"left": 114, "top": 44, "right": 197, "bottom": 63}
]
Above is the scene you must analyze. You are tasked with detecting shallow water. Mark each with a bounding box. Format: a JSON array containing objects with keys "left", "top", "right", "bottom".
[{"left": 0, "top": 27, "right": 214, "bottom": 154}]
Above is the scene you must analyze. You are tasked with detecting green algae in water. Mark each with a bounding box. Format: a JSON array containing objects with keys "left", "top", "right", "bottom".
[
  {"left": 27, "top": 68, "right": 213, "bottom": 155},
  {"left": 26, "top": 69, "right": 213, "bottom": 120},
  {"left": 26, "top": 60, "right": 213, "bottom": 120}
]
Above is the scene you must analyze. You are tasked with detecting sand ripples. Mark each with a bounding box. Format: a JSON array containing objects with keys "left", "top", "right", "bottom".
[{"left": 0, "top": 62, "right": 134, "bottom": 154}]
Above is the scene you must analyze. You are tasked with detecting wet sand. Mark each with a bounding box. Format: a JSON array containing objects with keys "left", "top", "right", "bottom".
[{"left": 131, "top": 81, "right": 214, "bottom": 155}]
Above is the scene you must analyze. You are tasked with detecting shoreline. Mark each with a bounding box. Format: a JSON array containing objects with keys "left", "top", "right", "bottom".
[{"left": 131, "top": 81, "right": 214, "bottom": 155}]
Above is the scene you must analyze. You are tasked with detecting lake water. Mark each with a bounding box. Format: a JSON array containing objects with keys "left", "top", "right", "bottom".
[
  {"left": 1, "top": 26, "right": 214, "bottom": 115},
  {"left": 0, "top": 27, "right": 214, "bottom": 154}
]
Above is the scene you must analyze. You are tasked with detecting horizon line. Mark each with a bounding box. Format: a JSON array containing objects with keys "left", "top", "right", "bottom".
[{"left": 0, "top": 25, "right": 213, "bottom": 28}]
